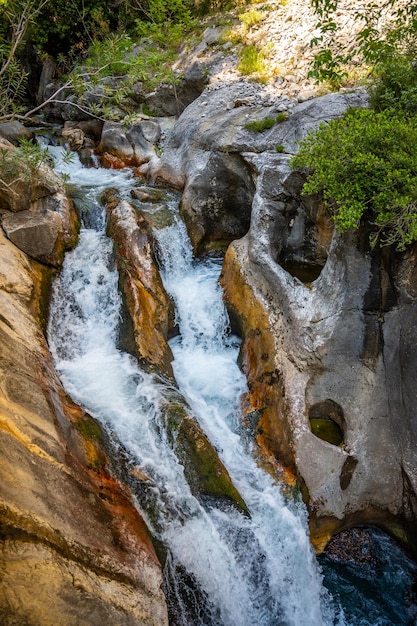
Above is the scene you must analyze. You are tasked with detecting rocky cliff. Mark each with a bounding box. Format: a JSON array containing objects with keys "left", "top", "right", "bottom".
[
  {"left": 0, "top": 143, "right": 168, "bottom": 625},
  {"left": 136, "top": 81, "right": 417, "bottom": 557}
]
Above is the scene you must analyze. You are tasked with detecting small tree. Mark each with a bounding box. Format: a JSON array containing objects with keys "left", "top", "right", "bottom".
[
  {"left": 0, "top": 0, "right": 50, "bottom": 119},
  {"left": 291, "top": 108, "right": 417, "bottom": 250},
  {"left": 309, "top": 0, "right": 417, "bottom": 89}
]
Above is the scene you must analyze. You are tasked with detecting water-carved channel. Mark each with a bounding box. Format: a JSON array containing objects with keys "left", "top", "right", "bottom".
[{"left": 46, "top": 146, "right": 417, "bottom": 625}]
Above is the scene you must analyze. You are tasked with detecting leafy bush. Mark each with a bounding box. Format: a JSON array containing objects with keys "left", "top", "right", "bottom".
[
  {"left": 291, "top": 108, "right": 417, "bottom": 250},
  {"left": 369, "top": 53, "right": 417, "bottom": 114},
  {"left": 309, "top": 0, "right": 417, "bottom": 90}
]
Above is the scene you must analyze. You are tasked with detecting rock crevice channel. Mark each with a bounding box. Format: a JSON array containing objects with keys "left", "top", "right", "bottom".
[
  {"left": 138, "top": 83, "right": 417, "bottom": 556},
  {"left": 1, "top": 74, "right": 417, "bottom": 622}
]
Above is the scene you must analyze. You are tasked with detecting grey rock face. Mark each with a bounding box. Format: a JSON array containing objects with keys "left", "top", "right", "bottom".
[
  {"left": 141, "top": 83, "right": 368, "bottom": 253},
  {"left": 150, "top": 80, "right": 417, "bottom": 553},
  {"left": 98, "top": 121, "right": 156, "bottom": 166}
]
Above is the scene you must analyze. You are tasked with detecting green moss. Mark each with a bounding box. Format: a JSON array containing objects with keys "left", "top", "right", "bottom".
[
  {"left": 244, "top": 112, "right": 288, "bottom": 132},
  {"left": 75, "top": 416, "right": 104, "bottom": 443},
  {"left": 164, "top": 400, "right": 248, "bottom": 515}
]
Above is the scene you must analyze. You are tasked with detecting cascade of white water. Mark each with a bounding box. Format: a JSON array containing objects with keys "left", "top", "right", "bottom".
[{"left": 47, "top": 148, "right": 343, "bottom": 625}]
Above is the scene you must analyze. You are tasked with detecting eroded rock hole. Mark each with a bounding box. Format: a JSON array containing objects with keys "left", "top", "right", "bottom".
[{"left": 309, "top": 399, "right": 345, "bottom": 446}]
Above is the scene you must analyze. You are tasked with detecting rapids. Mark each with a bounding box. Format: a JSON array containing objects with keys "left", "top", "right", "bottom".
[{"left": 46, "top": 146, "right": 416, "bottom": 626}]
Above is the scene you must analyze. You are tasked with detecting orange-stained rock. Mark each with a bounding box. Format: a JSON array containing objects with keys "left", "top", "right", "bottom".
[
  {"left": 0, "top": 228, "right": 168, "bottom": 625},
  {"left": 105, "top": 198, "right": 174, "bottom": 380},
  {"left": 98, "top": 151, "right": 136, "bottom": 169},
  {"left": 220, "top": 243, "right": 297, "bottom": 478}
]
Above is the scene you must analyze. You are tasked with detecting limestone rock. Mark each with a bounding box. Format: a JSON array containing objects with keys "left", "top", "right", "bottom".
[
  {"left": 221, "top": 140, "right": 417, "bottom": 557},
  {"left": 0, "top": 227, "right": 168, "bottom": 625},
  {"left": 98, "top": 121, "right": 157, "bottom": 167},
  {"left": 105, "top": 197, "right": 175, "bottom": 379},
  {"left": 141, "top": 85, "right": 367, "bottom": 253}
]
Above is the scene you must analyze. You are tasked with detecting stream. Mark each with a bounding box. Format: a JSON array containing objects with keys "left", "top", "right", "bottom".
[{"left": 46, "top": 145, "right": 417, "bottom": 626}]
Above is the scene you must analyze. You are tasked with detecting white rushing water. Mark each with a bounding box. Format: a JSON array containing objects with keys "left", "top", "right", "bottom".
[{"left": 47, "top": 149, "right": 341, "bottom": 626}]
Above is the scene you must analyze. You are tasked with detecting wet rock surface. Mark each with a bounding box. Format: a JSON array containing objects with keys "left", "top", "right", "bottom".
[{"left": 0, "top": 195, "right": 168, "bottom": 624}]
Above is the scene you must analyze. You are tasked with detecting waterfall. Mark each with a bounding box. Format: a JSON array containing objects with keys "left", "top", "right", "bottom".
[{"left": 46, "top": 148, "right": 417, "bottom": 626}]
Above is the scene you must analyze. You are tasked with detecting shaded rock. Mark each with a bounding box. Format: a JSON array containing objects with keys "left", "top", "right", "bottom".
[
  {"left": 163, "top": 395, "right": 248, "bottom": 515},
  {"left": 0, "top": 121, "right": 33, "bottom": 145},
  {"left": 37, "top": 55, "right": 58, "bottom": 104}
]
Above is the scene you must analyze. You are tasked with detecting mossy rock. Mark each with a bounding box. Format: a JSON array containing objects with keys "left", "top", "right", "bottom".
[
  {"left": 134, "top": 203, "right": 175, "bottom": 230},
  {"left": 163, "top": 398, "right": 248, "bottom": 516}
]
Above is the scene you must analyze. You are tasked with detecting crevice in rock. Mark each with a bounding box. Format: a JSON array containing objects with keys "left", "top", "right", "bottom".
[{"left": 340, "top": 455, "right": 358, "bottom": 490}]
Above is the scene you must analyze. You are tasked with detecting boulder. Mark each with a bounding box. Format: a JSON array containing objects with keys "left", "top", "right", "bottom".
[
  {"left": 98, "top": 121, "right": 156, "bottom": 167},
  {"left": 2, "top": 209, "right": 63, "bottom": 266},
  {"left": 104, "top": 197, "right": 175, "bottom": 379},
  {"left": 0, "top": 121, "right": 33, "bottom": 145},
  {"left": 0, "top": 143, "right": 79, "bottom": 267}
]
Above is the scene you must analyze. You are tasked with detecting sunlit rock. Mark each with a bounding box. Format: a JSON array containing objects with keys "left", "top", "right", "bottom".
[
  {"left": 143, "top": 84, "right": 367, "bottom": 253},
  {"left": 105, "top": 196, "right": 175, "bottom": 380},
  {"left": 0, "top": 228, "right": 168, "bottom": 625}
]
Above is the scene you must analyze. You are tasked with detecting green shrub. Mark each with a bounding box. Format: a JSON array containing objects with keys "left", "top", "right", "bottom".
[
  {"left": 275, "top": 144, "right": 285, "bottom": 153},
  {"left": 244, "top": 112, "right": 288, "bottom": 132},
  {"left": 369, "top": 53, "right": 417, "bottom": 114},
  {"left": 291, "top": 108, "right": 417, "bottom": 250},
  {"left": 238, "top": 44, "right": 266, "bottom": 76}
]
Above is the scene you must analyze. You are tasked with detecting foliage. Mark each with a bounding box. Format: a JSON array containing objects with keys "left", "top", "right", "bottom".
[
  {"left": 193, "top": 0, "right": 247, "bottom": 14},
  {"left": 238, "top": 44, "right": 267, "bottom": 76},
  {"left": 369, "top": 53, "right": 417, "bottom": 113},
  {"left": 291, "top": 108, "right": 417, "bottom": 250},
  {"left": 238, "top": 9, "right": 264, "bottom": 28},
  {"left": 309, "top": 0, "right": 417, "bottom": 89},
  {"left": 30, "top": 0, "right": 195, "bottom": 57},
  {"left": 275, "top": 144, "right": 285, "bottom": 153},
  {"left": 244, "top": 112, "right": 288, "bottom": 132},
  {"left": 67, "top": 18, "right": 192, "bottom": 120},
  {"left": 0, "top": 0, "right": 49, "bottom": 118}
]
